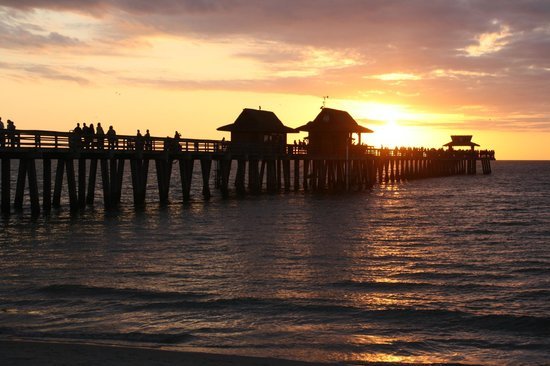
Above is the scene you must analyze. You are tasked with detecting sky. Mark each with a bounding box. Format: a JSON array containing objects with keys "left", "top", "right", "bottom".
[{"left": 1, "top": 1, "right": 550, "bottom": 159}]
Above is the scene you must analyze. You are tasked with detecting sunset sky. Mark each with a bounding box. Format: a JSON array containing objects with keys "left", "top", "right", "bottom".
[{"left": 1, "top": 1, "right": 549, "bottom": 159}]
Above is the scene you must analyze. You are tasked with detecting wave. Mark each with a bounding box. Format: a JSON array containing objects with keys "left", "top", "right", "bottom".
[
  {"left": 329, "top": 279, "right": 507, "bottom": 292},
  {"left": 36, "top": 284, "right": 208, "bottom": 301},
  {"left": 125, "top": 296, "right": 550, "bottom": 337},
  {"left": 24, "top": 284, "right": 550, "bottom": 338},
  {"left": 0, "top": 328, "right": 193, "bottom": 344}
]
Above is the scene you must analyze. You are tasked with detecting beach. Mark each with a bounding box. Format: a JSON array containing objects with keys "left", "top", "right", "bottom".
[{"left": 0, "top": 340, "right": 338, "bottom": 366}]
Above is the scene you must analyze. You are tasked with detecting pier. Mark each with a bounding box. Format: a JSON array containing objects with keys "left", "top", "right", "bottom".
[{"left": 0, "top": 109, "right": 495, "bottom": 215}]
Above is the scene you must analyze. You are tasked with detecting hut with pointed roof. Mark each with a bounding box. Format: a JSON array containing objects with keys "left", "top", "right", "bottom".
[
  {"left": 217, "top": 108, "right": 296, "bottom": 155},
  {"left": 295, "top": 108, "right": 373, "bottom": 157},
  {"left": 443, "top": 135, "right": 480, "bottom": 151}
]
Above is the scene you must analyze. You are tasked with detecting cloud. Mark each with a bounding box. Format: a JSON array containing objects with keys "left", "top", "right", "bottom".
[
  {"left": 1, "top": 0, "right": 550, "bottom": 132},
  {"left": 0, "top": 8, "right": 83, "bottom": 49},
  {"left": 365, "top": 73, "right": 422, "bottom": 81},
  {"left": 0, "top": 61, "right": 91, "bottom": 85},
  {"left": 461, "top": 23, "right": 513, "bottom": 57}
]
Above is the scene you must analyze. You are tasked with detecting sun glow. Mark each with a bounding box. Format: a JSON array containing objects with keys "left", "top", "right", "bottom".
[{"left": 335, "top": 101, "right": 426, "bottom": 148}]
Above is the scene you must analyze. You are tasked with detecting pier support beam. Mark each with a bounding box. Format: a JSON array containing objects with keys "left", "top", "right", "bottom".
[
  {"left": 14, "top": 159, "right": 27, "bottom": 210},
  {"left": 130, "top": 159, "right": 149, "bottom": 206},
  {"left": 266, "top": 159, "right": 277, "bottom": 193},
  {"left": 283, "top": 159, "right": 291, "bottom": 192},
  {"left": 293, "top": 159, "right": 300, "bottom": 191},
  {"left": 53, "top": 159, "right": 65, "bottom": 208},
  {"left": 235, "top": 159, "right": 246, "bottom": 195},
  {"left": 43, "top": 159, "right": 51, "bottom": 214},
  {"left": 12, "top": 158, "right": 40, "bottom": 215},
  {"left": 66, "top": 159, "right": 78, "bottom": 211},
  {"left": 219, "top": 157, "right": 231, "bottom": 198},
  {"left": 78, "top": 158, "right": 86, "bottom": 208},
  {"left": 302, "top": 159, "right": 309, "bottom": 191},
  {"left": 178, "top": 158, "right": 194, "bottom": 201},
  {"left": 248, "top": 159, "right": 260, "bottom": 194},
  {"left": 27, "top": 159, "right": 40, "bottom": 215},
  {"left": 2, "top": 158, "right": 11, "bottom": 214},
  {"left": 86, "top": 159, "right": 98, "bottom": 205},
  {"left": 100, "top": 159, "right": 111, "bottom": 209},
  {"left": 200, "top": 157, "right": 212, "bottom": 199},
  {"left": 155, "top": 158, "right": 172, "bottom": 204}
]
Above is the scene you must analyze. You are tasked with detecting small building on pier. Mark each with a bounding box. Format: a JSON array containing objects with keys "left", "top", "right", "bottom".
[
  {"left": 217, "top": 108, "right": 296, "bottom": 155},
  {"left": 444, "top": 135, "right": 479, "bottom": 151},
  {"left": 296, "top": 108, "right": 373, "bottom": 157}
]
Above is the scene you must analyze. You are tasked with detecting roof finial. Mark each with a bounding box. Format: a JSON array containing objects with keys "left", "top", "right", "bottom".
[
  {"left": 321, "top": 96, "right": 329, "bottom": 109},
  {"left": 259, "top": 105, "right": 262, "bottom": 110}
]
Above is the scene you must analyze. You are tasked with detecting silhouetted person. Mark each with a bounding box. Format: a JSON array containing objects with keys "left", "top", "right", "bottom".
[
  {"left": 73, "top": 122, "right": 82, "bottom": 135},
  {"left": 82, "top": 123, "right": 91, "bottom": 149},
  {"left": 71, "top": 123, "right": 82, "bottom": 150},
  {"left": 135, "top": 129, "right": 144, "bottom": 151},
  {"left": 7, "top": 119, "right": 17, "bottom": 147},
  {"left": 164, "top": 136, "right": 172, "bottom": 151},
  {"left": 144, "top": 129, "right": 152, "bottom": 150},
  {"left": 174, "top": 131, "right": 182, "bottom": 152},
  {"left": 107, "top": 126, "right": 117, "bottom": 150},
  {"left": 96, "top": 122, "right": 105, "bottom": 149},
  {"left": 0, "top": 117, "right": 4, "bottom": 148},
  {"left": 88, "top": 123, "right": 95, "bottom": 149}
]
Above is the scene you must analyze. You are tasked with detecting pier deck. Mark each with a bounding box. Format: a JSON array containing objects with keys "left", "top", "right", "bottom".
[{"left": 0, "top": 129, "right": 495, "bottom": 215}]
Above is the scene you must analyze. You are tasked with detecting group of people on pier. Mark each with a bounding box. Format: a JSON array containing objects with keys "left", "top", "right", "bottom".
[
  {"left": 377, "top": 146, "right": 495, "bottom": 160},
  {"left": 70, "top": 122, "right": 120, "bottom": 150},
  {"left": 0, "top": 117, "right": 18, "bottom": 148},
  {"left": 69, "top": 123, "right": 187, "bottom": 152}
]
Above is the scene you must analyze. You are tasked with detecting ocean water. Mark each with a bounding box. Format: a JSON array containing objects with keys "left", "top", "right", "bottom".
[{"left": 1, "top": 161, "right": 549, "bottom": 365}]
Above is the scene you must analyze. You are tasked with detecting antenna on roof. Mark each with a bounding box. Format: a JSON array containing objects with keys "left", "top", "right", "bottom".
[{"left": 321, "top": 96, "right": 329, "bottom": 109}]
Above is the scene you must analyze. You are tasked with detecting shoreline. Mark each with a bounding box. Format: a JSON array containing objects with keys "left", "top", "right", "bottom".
[{"left": 0, "top": 339, "right": 336, "bottom": 366}]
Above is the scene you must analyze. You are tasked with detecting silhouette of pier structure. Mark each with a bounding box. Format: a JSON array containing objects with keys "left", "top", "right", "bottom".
[{"left": 0, "top": 108, "right": 495, "bottom": 215}]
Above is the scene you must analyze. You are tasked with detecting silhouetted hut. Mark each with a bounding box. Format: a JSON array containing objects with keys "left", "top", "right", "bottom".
[
  {"left": 217, "top": 108, "right": 296, "bottom": 155},
  {"left": 444, "top": 135, "right": 480, "bottom": 151},
  {"left": 296, "top": 108, "right": 373, "bottom": 157}
]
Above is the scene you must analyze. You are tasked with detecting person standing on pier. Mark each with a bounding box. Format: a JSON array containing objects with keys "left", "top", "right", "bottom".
[
  {"left": 107, "top": 126, "right": 117, "bottom": 150},
  {"left": 135, "top": 129, "right": 144, "bottom": 151},
  {"left": 144, "top": 129, "right": 152, "bottom": 150},
  {"left": 7, "top": 119, "right": 17, "bottom": 147},
  {"left": 96, "top": 122, "right": 105, "bottom": 149},
  {"left": 0, "top": 117, "right": 4, "bottom": 148},
  {"left": 71, "top": 122, "right": 82, "bottom": 150},
  {"left": 73, "top": 122, "right": 82, "bottom": 135},
  {"left": 88, "top": 123, "right": 95, "bottom": 149},
  {"left": 174, "top": 131, "right": 182, "bottom": 151},
  {"left": 82, "top": 123, "right": 91, "bottom": 149}
]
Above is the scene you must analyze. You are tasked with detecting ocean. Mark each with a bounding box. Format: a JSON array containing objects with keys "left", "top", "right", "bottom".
[{"left": 1, "top": 161, "right": 549, "bottom": 365}]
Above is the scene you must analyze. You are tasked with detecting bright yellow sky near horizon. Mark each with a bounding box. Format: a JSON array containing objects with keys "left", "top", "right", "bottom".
[{"left": 1, "top": 3, "right": 549, "bottom": 160}]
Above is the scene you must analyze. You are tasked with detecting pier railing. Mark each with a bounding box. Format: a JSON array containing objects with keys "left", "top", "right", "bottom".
[
  {"left": 0, "top": 129, "right": 495, "bottom": 160},
  {"left": 0, "top": 130, "right": 225, "bottom": 154}
]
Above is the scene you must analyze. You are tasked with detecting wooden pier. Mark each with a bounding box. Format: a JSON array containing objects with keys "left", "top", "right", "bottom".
[{"left": 0, "top": 128, "right": 495, "bottom": 215}]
